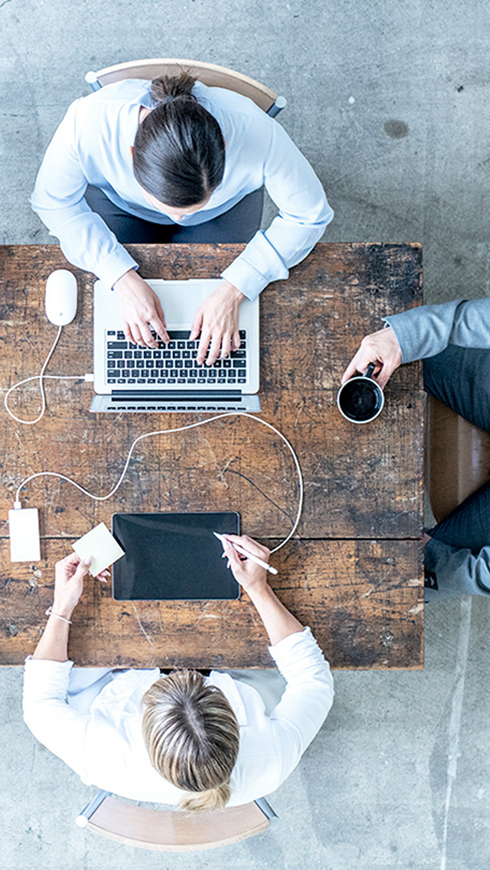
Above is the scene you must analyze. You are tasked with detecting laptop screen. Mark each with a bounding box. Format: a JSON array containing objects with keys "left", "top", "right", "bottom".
[{"left": 111, "top": 511, "right": 240, "bottom": 600}]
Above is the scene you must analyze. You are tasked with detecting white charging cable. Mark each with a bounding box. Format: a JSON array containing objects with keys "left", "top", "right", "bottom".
[
  {"left": 4, "top": 326, "right": 93, "bottom": 425},
  {"left": 14, "top": 412, "right": 303, "bottom": 553}
]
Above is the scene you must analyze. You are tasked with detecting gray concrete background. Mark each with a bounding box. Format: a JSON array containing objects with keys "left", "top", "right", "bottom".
[{"left": 1, "top": 1, "right": 489, "bottom": 868}]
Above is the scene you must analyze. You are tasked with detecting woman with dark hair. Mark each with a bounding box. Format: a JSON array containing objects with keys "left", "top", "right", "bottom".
[
  {"left": 23, "top": 535, "right": 334, "bottom": 811},
  {"left": 31, "top": 71, "right": 333, "bottom": 364}
]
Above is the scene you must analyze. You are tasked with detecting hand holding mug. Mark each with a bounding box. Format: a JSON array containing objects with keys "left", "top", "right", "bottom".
[{"left": 341, "top": 326, "right": 402, "bottom": 390}]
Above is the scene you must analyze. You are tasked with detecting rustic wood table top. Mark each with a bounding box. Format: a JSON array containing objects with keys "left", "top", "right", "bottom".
[{"left": 0, "top": 242, "right": 424, "bottom": 669}]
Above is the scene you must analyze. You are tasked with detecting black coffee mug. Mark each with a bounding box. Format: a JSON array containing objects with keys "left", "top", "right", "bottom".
[{"left": 337, "top": 363, "right": 385, "bottom": 424}]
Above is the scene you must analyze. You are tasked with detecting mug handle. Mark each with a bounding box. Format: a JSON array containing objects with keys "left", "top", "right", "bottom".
[{"left": 363, "top": 363, "right": 376, "bottom": 379}]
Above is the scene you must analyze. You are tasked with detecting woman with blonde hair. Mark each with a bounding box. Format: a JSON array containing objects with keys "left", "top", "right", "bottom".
[{"left": 23, "top": 536, "right": 334, "bottom": 810}]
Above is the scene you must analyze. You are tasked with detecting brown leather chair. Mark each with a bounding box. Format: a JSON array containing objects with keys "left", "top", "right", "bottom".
[
  {"left": 76, "top": 789, "right": 276, "bottom": 851},
  {"left": 85, "top": 58, "right": 287, "bottom": 117},
  {"left": 426, "top": 395, "right": 490, "bottom": 524}
]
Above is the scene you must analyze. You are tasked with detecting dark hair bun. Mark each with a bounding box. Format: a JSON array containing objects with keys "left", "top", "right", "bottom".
[{"left": 151, "top": 70, "right": 196, "bottom": 105}]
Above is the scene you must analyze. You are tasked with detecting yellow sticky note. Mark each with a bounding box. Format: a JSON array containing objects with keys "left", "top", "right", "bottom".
[{"left": 73, "top": 522, "right": 124, "bottom": 577}]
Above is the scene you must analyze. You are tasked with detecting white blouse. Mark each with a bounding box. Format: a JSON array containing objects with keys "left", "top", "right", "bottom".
[{"left": 23, "top": 627, "right": 334, "bottom": 806}]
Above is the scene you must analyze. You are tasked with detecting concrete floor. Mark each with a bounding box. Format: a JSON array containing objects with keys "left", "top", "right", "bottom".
[{"left": 1, "top": 1, "right": 490, "bottom": 868}]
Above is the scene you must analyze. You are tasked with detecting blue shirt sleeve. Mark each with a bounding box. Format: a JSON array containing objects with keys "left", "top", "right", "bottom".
[
  {"left": 222, "top": 120, "right": 334, "bottom": 299},
  {"left": 30, "top": 98, "right": 139, "bottom": 288},
  {"left": 384, "top": 299, "right": 490, "bottom": 364}
]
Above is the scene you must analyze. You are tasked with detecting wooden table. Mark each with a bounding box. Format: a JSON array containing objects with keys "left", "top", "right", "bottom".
[{"left": 0, "top": 243, "right": 424, "bottom": 669}]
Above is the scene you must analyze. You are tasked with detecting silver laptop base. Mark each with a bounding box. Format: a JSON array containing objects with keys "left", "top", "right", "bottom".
[{"left": 90, "top": 394, "right": 261, "bottom": 414}]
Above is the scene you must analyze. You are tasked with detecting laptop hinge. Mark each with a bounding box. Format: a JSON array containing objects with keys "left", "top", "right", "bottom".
[{"left": 110, "top": 390, "right": 242, "bottom": 402}]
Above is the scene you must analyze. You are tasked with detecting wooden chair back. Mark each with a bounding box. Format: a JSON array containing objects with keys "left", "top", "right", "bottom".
[
  {"left": 77, "top": 793, "right": 272, "bottom": 851},
  {"left": 426, "top": 395, "right": 490, "bottom": 524},
  {"left": 86, "top": 58, "right": 286, "bottom": 116}
]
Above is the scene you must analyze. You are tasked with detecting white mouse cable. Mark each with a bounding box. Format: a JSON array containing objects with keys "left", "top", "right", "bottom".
[
  {"left": 4, "top": 326, "right": 93, "bottom": 426},
  {"left": 13, "top": 412, "right": 304, "bottom": 554}
]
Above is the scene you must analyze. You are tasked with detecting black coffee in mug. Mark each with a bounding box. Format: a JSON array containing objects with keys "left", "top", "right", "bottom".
[{"left": 337, "top": 364, "right": 384, "bottom": 424}]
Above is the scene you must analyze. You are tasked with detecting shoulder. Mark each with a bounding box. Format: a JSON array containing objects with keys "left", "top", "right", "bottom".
[
  {"left": 86, "top": 78, "right": 152, "bottom": 104},
  {"left": 71, "top": 79, "right": 151, "bottom": 122},
  {"left": 193, "top": 81, "right": 269, "bottom": 117},
  {"left": 60, "top": 80, "right": 150, "bottom": 150},
  {"left": 193, "top": 81, "right": 272, "bottom": 134},
  {"left": 193, "top": 81, "right": 275, "bottom": 168}
]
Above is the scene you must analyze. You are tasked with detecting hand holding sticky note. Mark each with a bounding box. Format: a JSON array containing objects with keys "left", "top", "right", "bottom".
[{"left": 72, "top": 522, "right": 124, "bottom": 577}]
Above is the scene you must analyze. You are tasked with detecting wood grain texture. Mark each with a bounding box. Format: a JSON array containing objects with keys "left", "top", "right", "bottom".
[
  {"left": 0, "top": 539, "right": 423, "bottom": 669},
  {"left": 0, "top": 243, "right": 424, "bottom": 668},
  {"left": 0, "top": 244, "right": 424, "bottom": 539}
]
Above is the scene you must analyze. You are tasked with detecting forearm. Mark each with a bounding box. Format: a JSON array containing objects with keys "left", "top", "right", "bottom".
[
  {"left": 247, "top": 584, "right": 303, "bottom": 646},
  {"left": 222, "top": 125, "right": 332, "bottom": 301},
  {"left": 383, "top": 299, "right": 490, "bottom": 365},
  {"left": 221, "top": 216, "right": 329, "bottom": 302},
  {"left": 31, "top": 188, "right": 137, "bottom": 289},
  {"left": 32, "top": 611, "right": 72, "bottom": 662}
]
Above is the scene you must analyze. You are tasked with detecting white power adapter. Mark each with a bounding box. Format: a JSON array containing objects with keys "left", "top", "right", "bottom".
[{"left": 9, "top": 507, "right": 41, "bottom": 562}]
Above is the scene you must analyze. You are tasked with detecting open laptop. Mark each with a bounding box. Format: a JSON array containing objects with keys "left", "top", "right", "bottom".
[{"left": 90, "top": 278, "right": 260, "bottom": 413}]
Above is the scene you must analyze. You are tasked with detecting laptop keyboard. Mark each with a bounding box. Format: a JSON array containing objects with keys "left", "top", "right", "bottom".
[{"left": 105, "top": 330, "right": 248, "bottom": 386}]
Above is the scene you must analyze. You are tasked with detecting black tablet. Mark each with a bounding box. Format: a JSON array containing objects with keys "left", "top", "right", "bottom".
[{"left": 111, "top": 511, "right": 240, "bottom": 601}]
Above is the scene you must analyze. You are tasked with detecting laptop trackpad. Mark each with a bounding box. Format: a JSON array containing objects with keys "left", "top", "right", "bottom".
[{"left": 148, "top": 279, "right": 222, "bottom": 324}]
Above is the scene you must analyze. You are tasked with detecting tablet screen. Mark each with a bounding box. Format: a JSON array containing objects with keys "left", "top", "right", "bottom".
[{"left": 111, "top": 512, "right": 240, "bottom": 601}]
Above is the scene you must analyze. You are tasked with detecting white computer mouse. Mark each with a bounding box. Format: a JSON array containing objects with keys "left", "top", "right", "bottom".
[{"left": 45, "top": 269, "right": 78, "bottom": 325}]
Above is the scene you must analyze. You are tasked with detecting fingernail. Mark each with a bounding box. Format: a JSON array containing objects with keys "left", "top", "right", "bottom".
[
  {"left": 226, "top": 560, "right": 231, "bottom": 569},
  {"left": 82, "top": 555, "right": 92, "bottom": 566}
]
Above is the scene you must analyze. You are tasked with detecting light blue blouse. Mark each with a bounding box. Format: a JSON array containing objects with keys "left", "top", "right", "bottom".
[{"left": 31, "top": 80, "right": 333, "bottom": 299}]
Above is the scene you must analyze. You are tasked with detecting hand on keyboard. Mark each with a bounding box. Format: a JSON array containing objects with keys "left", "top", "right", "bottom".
[
  {"left": 190, "top": 280, "right": 246, "bottom": 365},
  {"left": 113, "top": 270, "right": 170, "bottom": 347}
]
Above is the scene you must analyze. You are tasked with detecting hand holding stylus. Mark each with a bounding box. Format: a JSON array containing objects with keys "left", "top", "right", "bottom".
[
  {"left": 214, "top": 533, "right": 278, "bottom": 599},
  {"left": 217, "top": 534, "right": 303, "bottom": 645},
  {"left": 214, "top": 532, "right": 277, "bottom": 575}
]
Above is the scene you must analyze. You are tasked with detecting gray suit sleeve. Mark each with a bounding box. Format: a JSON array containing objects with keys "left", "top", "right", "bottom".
[
  {"left": 383, "top": 299, "right": 490, "bottom": 363},
  {"left": 425, "top": 537, "right": 490, "bottom": 599}
]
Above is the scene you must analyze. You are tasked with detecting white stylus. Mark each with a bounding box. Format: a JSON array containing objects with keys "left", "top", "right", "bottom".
[{"left": 213, "top": 532, "right": 278, "bottom": 575}]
